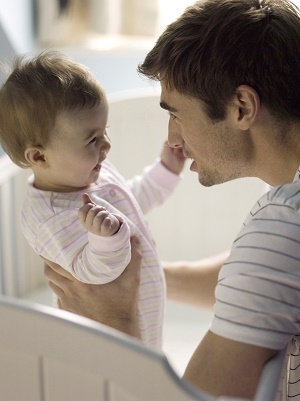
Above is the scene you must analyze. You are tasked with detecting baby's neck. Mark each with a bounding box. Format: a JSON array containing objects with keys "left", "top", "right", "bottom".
[{"left": 33, "top": 176, "right": 96, "bottom": 193}]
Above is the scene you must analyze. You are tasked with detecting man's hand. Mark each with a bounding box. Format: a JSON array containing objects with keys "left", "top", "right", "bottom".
[{"left": 43, "top": 236, "right": 142, "bottom": 338}]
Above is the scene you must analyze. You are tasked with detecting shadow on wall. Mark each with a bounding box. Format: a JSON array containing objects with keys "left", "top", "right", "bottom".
[{"left": 0, "top": 22, "right": 17, "bottom": 158}]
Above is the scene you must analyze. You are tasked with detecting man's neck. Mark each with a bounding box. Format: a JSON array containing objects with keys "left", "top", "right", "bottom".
[{"left": 255, "top": 119, "right": 300, "bottom": 186}]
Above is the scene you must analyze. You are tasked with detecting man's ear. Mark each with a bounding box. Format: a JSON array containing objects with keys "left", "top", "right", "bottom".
[
  {"left": 233, "top": 85, "right": 260, "bottom": 130},
  {"left": 24, "top": 146, "right": 48, "bottom": 167}
]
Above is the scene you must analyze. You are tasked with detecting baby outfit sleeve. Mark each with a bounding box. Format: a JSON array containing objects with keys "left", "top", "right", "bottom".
[
  {"left": 127, "top": 159, "right": 182, "bottom": 214},
  {"left": 34, "top": 209, "right": 131, "bottom": 284}
]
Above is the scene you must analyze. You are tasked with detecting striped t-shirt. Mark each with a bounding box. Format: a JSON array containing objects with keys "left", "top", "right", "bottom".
[
  {"left": 21, "top": 159, "right": 181, "bottom": 349},
  {"left": 211, "top": 169, "right": 300, "bottom": 400}
]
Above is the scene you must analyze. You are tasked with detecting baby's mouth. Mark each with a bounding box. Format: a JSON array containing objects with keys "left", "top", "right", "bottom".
[{"left": 94, "top": 156, "right": 106, "bottom": 171}]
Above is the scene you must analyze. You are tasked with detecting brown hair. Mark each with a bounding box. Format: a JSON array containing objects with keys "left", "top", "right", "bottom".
[
  {"left": 138, "top": 0, "right": 300, "bottom": 121},
  {"left": 0, "top": 50, "right": 105, "bottom": 167}
]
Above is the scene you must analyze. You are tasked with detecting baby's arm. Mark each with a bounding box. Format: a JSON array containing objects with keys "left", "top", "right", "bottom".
[
  {"left": 31, "top": 201, "right": 131, "bottom": 284},
  {"left": 160, "top": 140, "right": 186, "bottom": 175},
  {"left": 127, "top": 141, "right": 186, "bottom": 214},
  {"left": 79, "top": 193, "right": 121, "bottom": 237}
]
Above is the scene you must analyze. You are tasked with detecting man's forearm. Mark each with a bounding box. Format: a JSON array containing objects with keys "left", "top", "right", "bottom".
[{"left": 163, "top": 251, "right": 229, "bottom": 308}]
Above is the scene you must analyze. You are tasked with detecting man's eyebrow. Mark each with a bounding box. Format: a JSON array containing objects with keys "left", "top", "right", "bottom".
[{"left": 160, "top": 101, "right": 178, "bottom": 113}]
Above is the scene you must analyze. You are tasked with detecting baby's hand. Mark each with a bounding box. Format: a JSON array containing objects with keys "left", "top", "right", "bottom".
[
  {"left": 160, "top": 140, "right": 186, "bottom": 175},
  {"left": 79, "top": 193, "right": 121, "bottom": 237}
]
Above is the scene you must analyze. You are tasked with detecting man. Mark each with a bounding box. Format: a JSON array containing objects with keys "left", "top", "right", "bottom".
[{"left": 44, "top": 0, "right": 300, "bottom": 399}]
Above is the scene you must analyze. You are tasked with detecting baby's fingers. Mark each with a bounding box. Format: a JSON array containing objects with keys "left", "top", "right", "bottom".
[
  {"left": 78, "top": 204, "right": 105, "bottom": 225},
  {"left": 82, "top": 193, "right": 94, "bottom": 206},
  {"left": 79, "top": 193, "right": 96, "bottom": 223},
  {"left": 85, "top": 207, "right": 108, "bottom": 227},
  {"left": 78, "top": 203, "right": 92, "bottom": 223}
]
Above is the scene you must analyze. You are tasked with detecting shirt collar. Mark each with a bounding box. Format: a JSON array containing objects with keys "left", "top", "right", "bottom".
[{"left": 293, "top": 166, "right": 300, "bottom": 182}]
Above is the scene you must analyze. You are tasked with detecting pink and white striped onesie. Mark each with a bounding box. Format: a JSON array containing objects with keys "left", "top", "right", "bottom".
[{"left": 21, "top": 159, "right": 181, "bottom": 348}]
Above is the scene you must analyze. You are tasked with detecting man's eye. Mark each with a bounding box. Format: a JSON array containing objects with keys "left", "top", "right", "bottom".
[{"left": 169, "top": 113, "right": 177, "bottom": 121}]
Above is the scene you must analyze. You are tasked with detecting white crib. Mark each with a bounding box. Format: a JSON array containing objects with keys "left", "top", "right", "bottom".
[{"left": 0, "top": 295, "right": 286, "bottom": 401}]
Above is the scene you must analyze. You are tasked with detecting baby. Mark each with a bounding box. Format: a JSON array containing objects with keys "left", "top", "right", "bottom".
[{"left": 0, "top": 50, "right": 185, "bottom": 348}]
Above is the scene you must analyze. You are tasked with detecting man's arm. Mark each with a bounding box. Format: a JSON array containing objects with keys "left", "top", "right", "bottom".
[
  {"left": 163, "top": 251, "right": 229, "bottom": 308},
  {"left": 43, "top": 236, "right": 142, "bottom": 339},
  {"left": 164, "top": 252, "right": 279, "bottom": 398},
  {"left": 184, "top": 330, "right": 278, "bottom": 399}
]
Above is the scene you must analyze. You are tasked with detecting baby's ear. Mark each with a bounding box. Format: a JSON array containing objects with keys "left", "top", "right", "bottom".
[{"left": 24, "top": 146, "right": 47, "bottom": 167}]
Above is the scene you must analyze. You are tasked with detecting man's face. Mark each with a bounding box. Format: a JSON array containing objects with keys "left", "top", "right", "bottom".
[{"left": 160, "top": 83, "right": 251, "bottom": 187}]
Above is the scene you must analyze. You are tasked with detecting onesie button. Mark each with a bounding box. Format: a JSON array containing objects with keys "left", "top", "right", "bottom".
[{"left": 109, "top": 190, "right": 116, "bottom": 197}]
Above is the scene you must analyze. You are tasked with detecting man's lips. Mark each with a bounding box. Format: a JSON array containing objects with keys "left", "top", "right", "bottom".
[
  {"left": 182, "top": 150, "right": 196, "bottom": 171},
  {"left": 183, "top": 148, "right": 192, "bottom": 159}
]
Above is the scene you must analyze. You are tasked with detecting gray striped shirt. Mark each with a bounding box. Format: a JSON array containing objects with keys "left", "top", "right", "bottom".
[{"left": 211, "top": 171, "right": 300, "bottom": 400}]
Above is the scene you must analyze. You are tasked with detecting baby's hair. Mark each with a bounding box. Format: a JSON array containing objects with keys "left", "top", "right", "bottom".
[{"left": 0, "top": 50, "right": 105, "bottom": 167}]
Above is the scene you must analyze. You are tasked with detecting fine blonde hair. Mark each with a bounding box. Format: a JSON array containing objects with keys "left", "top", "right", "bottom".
[{"left": 0, "top": 50, "right": 105, "bottom": 167}]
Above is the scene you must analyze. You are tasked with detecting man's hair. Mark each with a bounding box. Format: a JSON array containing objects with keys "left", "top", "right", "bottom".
[
  {"left": 138, "top": 0, "right": 300, "bottom": 121},
  {"left": 0, "top": 50, "right": 105, "bottom": 168}
]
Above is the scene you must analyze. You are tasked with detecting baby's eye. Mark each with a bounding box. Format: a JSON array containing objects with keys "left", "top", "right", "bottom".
[{"left": 89, "top": 137, "right": 97, "bottom": 144}]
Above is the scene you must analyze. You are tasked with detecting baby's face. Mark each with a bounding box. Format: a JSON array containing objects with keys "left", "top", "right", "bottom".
[{"left": 42, "top": 101, "right": 111, "bottom": 192}]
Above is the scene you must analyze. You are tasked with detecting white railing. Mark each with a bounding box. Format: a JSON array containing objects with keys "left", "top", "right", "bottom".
[{"left": 0, "top": 155, "right": 44, "bottom": 298}]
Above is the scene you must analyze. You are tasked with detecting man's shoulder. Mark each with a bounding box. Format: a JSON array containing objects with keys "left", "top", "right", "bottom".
[
  {"left": 243, "top": 180, "right": 300, "bottom": 228},
  {"left": 267, "top": 180, "right": 300, "bottom": 210}
]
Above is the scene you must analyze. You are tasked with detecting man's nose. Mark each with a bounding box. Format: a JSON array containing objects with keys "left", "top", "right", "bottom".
[{"left": 168, "top": 118, "right": 183, "bottom": 148}]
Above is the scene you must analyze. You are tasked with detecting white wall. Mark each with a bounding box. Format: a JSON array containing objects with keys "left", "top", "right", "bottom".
[
  {"left": 57, "top": 40, "right": 157, "bottom": 94},
  {"left": 0, "top": 0, "right": 36, "bottom": 157},
  {"left": 0, "top": 0, "right": 35, "bottom": 54}
]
